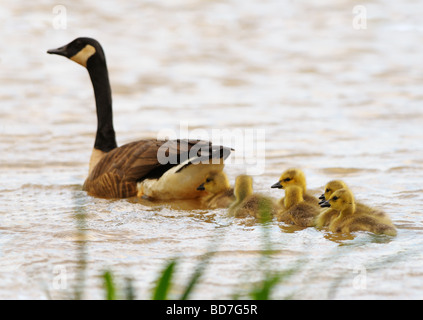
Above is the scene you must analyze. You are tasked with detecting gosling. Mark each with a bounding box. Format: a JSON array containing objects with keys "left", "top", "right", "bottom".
[
  {"left": 316, "top": 180, "right": 386, "bottom": 229},
  {"left": 276, "top": 185, "right": 321, "bottom": 227},
  {"left": 271, "top": 168, "right": 320, "bottom": 208},
  {"left": 229, "top": 175, "right": 278, "bottom": 221},
  {"left": 320, "top": 188, "right": 397, "bottom": 236},
  {"left": 197, "top": 172, "right": 235, "bottom": 209},
  {"left": 316, "top": 180, "right": 348, "bottom": 228}
]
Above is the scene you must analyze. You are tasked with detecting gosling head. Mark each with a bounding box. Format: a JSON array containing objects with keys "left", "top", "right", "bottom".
[
  {"left": 47, "top": 37, "right": 105, "bottom": 68},
  {"left": 319, "top": 180, "right": 348, "bottom": 203},
  {"left": 197, "top": 172, "right": 230, "bottom": 195},
  {"left": 320, "top": 188, "right": 355, "bottom": 213},
  {"left": 234, "top": 175, "right": 254, "bottom": 201},
  {"left": 271, "top": 168, "right": 307, "bottom": 191}
]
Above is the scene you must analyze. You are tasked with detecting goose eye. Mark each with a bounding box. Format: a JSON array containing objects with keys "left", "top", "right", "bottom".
[
  {"left": 283, "top": 178, "right": 291, "bottom": 182},
  {"left": 325, "top": 188, "right": 330, "bottom": 193},
  {"left": 206, "top": 178, "right": 212, "bottom": 183},
  {"left": 332, "top": 196, "right": 338, "bottom": 201}
]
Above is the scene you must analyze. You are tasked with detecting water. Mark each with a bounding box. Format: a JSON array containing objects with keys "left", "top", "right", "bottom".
[{"left": 1, "top": 0, "right": 423, "bottom": 299}]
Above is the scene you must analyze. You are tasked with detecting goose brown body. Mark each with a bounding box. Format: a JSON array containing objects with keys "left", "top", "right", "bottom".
[{"left": 84, "top": 139, "right": 216, "bottom": 198}]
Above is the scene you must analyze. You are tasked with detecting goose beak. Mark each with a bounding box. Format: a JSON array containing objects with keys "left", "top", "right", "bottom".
[
  {"left": 271, "top": 181, "right": 283, "bottom": 189},
  {"left": 47, "top": 45, "right": 69, "bottom": 57},
  {"left": 319, "top": 194, "right": 325, "bottom": 200},
  {"left": 320, "top": 200, "right": 331, "bottom": 208},
  {"left": 197, "top": 183, "right": 205, "bottom": 191}
]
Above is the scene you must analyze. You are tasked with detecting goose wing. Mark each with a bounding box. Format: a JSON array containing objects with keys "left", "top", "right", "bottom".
[{"left": 83, "top": 139, "right": 231, "bottom": 198}]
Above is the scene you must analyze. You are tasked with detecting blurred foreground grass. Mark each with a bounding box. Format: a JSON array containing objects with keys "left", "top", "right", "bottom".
[
  {"left": 74, "top": 197, "right": 301, "bottom": 300},
  {"left": 69, "top": 194, "right": 399, "bottom": 300}
]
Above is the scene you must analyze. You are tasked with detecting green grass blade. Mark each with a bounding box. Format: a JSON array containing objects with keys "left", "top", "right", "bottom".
[
  {"left": 180, "top": 252, "right": 214, "bottom": 300},
  {"left": 152, "top": 259, "right": 177, "bottom": 300},
  {"left": 103, "top": 270, "right": 116, "bottom": 300},
  {"left": 124, "top": 277, "right": 136, "bottom": 300},
  {"left": 249, "top": 272, "right": 282, "bottom": 300}
]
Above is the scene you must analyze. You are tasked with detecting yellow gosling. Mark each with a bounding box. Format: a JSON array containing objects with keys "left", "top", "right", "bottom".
[
  {"left": 197, "top": 172, "right": 235, "bottom": 209},
  {"left": 316, "top": 180, "right": 386, "bottom": 229},
  {"left": 320, "top": 188, "right": 397, "bottom": 236},
  {"left": 277, "top": 185, "right": 321, "bottom": 227},
  {"left": 271, "top": 168, "right": 320, "bottom": 208},
  {"left": 319, "top": 180, "right": 348, "bottom": 202},
  {"left": 316, "top": 180, "right": 348, "bottom": 228},
  {"left": 229, "top": 175, "right": 278, "bottom": 221}
]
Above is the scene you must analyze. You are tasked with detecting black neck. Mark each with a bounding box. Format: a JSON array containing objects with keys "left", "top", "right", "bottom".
[{"left": 86, "top": 58, "right": 117, "bottom": 152}]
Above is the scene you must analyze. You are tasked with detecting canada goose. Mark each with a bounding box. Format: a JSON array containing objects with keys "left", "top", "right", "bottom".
[
  {"left": 320, "top": 188, "right": 397, "bottom": 236},
  {"left": 271, "top": 168, "right": 320, "bottom": 208},
  {"left": 276, "top": 185, "right": 320, "bottom": 227},
  {"left": 229, "top": 175, "right": 278, "bottom": 220},
  {"left": 48, "top": 37, "right": 232, "bottom": 199},
  {"left": 196, "top": 172, "right": 235, "bottom": 209},
  {"left": 316, "top": 180, "right": 386, "bottom": 229}
]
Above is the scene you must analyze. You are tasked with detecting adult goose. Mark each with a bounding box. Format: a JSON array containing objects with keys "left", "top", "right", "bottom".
[{"left": 47, "top": 37, "right": 232, "bottom": 199}]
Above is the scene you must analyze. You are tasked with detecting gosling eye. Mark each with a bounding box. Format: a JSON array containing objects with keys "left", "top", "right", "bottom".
[
  {"left": 206, "top": 178, "right": 212, "bottom": 183},
  {"left": 325, "top": 188, "right": 330, "bottom": 193},
  {"left": 332, "top": 196, "right": 338, "bottom": 201},
  {"left": 283, "top": 178, "right": 291, "bottom": 182}
]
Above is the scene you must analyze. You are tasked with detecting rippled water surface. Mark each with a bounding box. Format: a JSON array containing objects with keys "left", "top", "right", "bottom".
[{"left": 1, "top": 0, "right": 423, "bottom": 299}]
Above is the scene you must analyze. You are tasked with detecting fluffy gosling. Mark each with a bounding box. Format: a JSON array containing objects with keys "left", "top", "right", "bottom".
[
  {"left": 276, "top": 185, "right": 321, "bottom": 227},
  {"left": 320, "top": 188, "right": 397, "bottom": 236},
  {"left": 229, "top": 175, "right": 278, "bottom": 221},
  {"left": 197, "top": 172, "right": 235, "bottom": 209},
  {"left": 271, "top": 168, "right": 320, "bottom": 208},
  {"left": 316, "top": 180, "right": 348, "bottom": 228},
  {"left": 316, "top": 180, "right": 386, "bottom": 229}
]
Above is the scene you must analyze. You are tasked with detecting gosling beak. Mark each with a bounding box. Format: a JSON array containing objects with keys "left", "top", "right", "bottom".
[
  {"left": 271, "top": 181, "right": 283, "bottom": 189},
  {"left": 197, "top": 183, "right": 205, "bottom": 191},
  {"left": 47, "top": 45, "right": 69, "bottom": 57},
  {"left": 319, "top": 194, "right": 325, "bottom": 200},
  {"left": 320, "top": 200, "right": 331, "bottom": 208}
]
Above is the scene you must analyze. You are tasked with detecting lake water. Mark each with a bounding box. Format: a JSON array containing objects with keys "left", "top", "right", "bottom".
[{"left": 1, "top": 0, "right": 423, "bottom": 299}]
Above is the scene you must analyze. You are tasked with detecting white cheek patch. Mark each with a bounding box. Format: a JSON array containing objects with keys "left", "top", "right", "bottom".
[{"left": 70, "top": 44, "right": 96, "bottom": 67}]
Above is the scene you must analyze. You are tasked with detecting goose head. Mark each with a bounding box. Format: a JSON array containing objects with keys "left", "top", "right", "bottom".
[
  {"left": 47, "top": 37, "right": 116, "bottom": 153},
  {"left": 47, "top": 37, "right": 105, "bottom": 68},
  {"left": 197, "top": 172, "right": 230, "bottom": 195},
  {"left": 271, "top": 168, "right": 307, "bottom": 191},
  {"left": 320, "top": 188, "right": 355, "bottom": 213}
]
